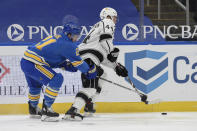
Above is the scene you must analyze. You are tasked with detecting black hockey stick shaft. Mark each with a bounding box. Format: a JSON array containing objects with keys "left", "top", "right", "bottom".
[
  {"left": 104, "top": 62, "right": 159, "bottom": 104},
  {"left": 100, "top": 77, "right": 160, "bottom": 104},
  {"left": 126, "top": 76, "right": 148, "bottom": 104},
  {"left": 99, "top": 77, "right": 139, "bottom": 93},
  {"left": 114, "top": 62, "right": 145, "bottom": 97},
  {"left": 126, "top": 77, "right": 144, "bottom": 96}
]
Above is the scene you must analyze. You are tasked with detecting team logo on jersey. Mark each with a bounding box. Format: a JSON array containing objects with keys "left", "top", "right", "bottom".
[
  {"left": 7, "top": 24, "right": 24, "bottom": 41},
  {"left": 0, "top": 59, "right": 10, "bottom": 83},
  {"left": 122, "top": 24, "right": 139, "bottom": 41},
  {"left": 125, "top": 50, "right": 168, "bottom": 94}
]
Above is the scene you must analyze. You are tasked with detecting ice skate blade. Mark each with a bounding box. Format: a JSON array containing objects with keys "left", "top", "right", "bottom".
[
  {"left": 29, "top": 115, "right": 42, "bottom": 119},
  {"left": 83, "top": 112, "right": 95, "bottom": 117},
  {"left": 62, "top": 115, "right": 83, "bottom": 121},
  {"left": 41, "top": 115, "right": 59, "bottom": 122}
]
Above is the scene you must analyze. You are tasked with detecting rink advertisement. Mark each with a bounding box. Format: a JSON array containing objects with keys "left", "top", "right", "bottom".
[
  {"left": 0, "top": 0, "right": 165, "bottom": 44},
  {"left": 0, "top": 44, "right": 197, "bottom": 113},
  {"left": 100, "top": 44, "right": 197, "bottom": 103}
]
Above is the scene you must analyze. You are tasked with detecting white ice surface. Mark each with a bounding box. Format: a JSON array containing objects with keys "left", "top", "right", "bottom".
[{"left": 0, "top": 113, "right": 197, "bottom": 131}]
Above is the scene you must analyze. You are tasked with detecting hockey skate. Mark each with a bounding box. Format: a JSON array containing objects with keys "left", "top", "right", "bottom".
[
  {"left": 41, "top": 100, "right": 59, "bottom": 122},
  {"left": 28, "top": 101, "right": 42, "bottom": 119},
  {"left": 62, "top": 107, "right": 83, "bottom": 121},
  {"left": 84, "top": 102, "right": 96, "bottom": 117}
]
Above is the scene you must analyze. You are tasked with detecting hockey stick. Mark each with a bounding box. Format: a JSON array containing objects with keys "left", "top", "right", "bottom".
[
  {"left": 125, "top": 76, "right": 149, "bottom": 104},
  {"left": 100, "top": 77, "right": 161, "bottom": 104},
  {"left": 125, "top": 76, "right": 162, "bottom": 104},
  {"left": 99, "top": 77, "right": 139, "bottom": 94}
]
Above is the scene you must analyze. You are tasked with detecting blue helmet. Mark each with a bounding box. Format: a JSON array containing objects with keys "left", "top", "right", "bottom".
[
  {"left": 62, "top": 15, "right": 81, "bottom": 35},
  {"left": 63, "top": 22, "right": 81, "bottom": 35}
]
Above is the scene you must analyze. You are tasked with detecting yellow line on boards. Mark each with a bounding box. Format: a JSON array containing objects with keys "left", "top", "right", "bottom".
[{"left": 0, "top": 102, "right": 197, "bottom": 115}]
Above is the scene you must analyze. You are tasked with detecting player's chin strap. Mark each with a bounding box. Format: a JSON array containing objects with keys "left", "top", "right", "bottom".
[{"left": 99, "top": 77, "right": 161, "bottom": 105}]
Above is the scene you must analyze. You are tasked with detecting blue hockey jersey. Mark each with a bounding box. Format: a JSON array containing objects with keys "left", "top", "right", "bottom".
[{"left": 23, "top": 33, "right": 89, "bottom": 73}]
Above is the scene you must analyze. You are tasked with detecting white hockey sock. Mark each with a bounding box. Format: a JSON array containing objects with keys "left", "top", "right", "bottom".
[
  {"left": 91, "top": 93, "right": 99, "bottom": 103},
  {"left": 73, "top": 97, "right": 86, "bottom": 111}
]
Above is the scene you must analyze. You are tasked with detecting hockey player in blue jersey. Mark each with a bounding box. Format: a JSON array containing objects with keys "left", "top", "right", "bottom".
[{"left": 20, "top": 16, "right": 97, "bottom": 122}]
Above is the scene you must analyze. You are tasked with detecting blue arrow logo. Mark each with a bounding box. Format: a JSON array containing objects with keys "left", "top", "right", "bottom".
[{"left": 125, "top": 50, "right": 168, "bottom": 94}]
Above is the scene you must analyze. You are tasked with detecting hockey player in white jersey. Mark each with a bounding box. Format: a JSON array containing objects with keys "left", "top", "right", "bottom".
[{"left": 63, "top": 7, "right": 128, "bottom": 120}]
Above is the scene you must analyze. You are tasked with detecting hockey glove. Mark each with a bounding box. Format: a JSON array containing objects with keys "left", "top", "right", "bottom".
[
  {"left": 84, "top": 65, "right": 97, "bottom": 79},
  {"left": 59, "top": 61, "right": 78, "bottom": 72},
  {"left": 115, "top": 63, "right": 128, "bottom": 77},
  {"left": 107, "top": 48, "right": 119, "bottom": 62}
]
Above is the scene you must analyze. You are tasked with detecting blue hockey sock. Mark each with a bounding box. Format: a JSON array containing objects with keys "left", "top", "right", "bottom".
[
  {"left": 44, "top": 73, "right": 63, "bottom": 107},
  {"left": 28, "top": 87, "right": 42, "bottom": 107}
]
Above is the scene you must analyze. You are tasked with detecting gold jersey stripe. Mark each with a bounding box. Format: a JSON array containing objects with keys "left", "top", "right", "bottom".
[
  {"left": 24, "top": 51, "right": 49, "bottom": 66},
  {"left": 35, "top": 64, "right": 54, "bottom": 79},
  {"left": 72, "top": 60, "right": 83, "bottom": 67}
]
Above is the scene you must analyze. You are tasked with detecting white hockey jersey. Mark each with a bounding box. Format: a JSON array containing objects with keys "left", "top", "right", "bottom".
[{"left": 79, "top": 18, "right": 116, "bottom": 68}]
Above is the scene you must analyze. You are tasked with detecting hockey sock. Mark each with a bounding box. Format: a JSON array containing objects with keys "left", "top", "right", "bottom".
[
  {"left": 28, "top": 87, "right": 42, "bottom": 107},
  {"left": 44, "top": 73, "right": 63, "bottom": 107}
]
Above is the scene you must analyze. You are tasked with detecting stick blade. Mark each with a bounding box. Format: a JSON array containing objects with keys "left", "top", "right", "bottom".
[{"left": 146, "top": 99, "right": 162, "bottom": 104}]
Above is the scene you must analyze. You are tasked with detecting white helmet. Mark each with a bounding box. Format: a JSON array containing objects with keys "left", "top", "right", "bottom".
[{"left": 100, "top": 7, "right": 118, "bottom": 20}]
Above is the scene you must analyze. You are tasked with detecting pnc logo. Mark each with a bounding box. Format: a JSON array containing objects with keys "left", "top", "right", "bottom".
[
  {"left": 125, "top": 50, "right": 168, "bottom": 94},
  {"left": 7, "top": 24, "right": 24, "bottom": 41},
  {"left": 122, "top": 24, "right": 139, "bottom": 41}
]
